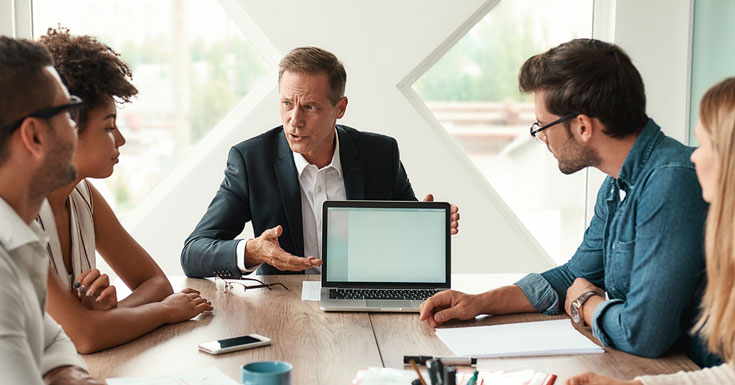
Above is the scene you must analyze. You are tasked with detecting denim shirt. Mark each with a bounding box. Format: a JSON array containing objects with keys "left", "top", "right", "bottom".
[{"left": 516, "top": 119, "right": 708, "bottom": 359}]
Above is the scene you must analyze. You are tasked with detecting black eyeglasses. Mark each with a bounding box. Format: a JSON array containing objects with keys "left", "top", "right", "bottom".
[
  {"left": 529, "top": 113, "right": 577, "bottom": 143},
  {"left": 4, "top": 95, "right": 83, "bottom": 134},
  {"left": 214, "top": 276, "right": 288, "bottom": 295}
]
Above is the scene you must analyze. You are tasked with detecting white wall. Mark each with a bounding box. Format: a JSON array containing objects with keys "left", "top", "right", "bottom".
[{"left": 613, "top": 0, "right": 693, "bottom": 143}]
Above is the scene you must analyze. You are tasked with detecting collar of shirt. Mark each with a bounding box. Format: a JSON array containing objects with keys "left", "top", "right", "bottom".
[
  {"left": 616, "top": 118, "right": 664, "bottom": 189},
  {"left": 0, "top": 197, "right": 48, "bottom": 252},
  {"left": 292, "top": 128, "right": 343, "bottom": 178}
]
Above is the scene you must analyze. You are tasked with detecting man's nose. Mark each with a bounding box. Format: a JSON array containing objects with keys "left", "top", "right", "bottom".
[{"left": 290, "top": 107, "right": 304, "bottom": 128}]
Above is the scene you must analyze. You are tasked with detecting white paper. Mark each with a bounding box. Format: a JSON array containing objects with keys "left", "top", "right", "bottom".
[
  {"left": 302, "top": 281, "right": 321, "bottom": 301},
  {"left": 436, "top": 319, "right": 605, "bottom": 358},
  {"left": 353, "top": 367, "right": 418, "bottom": 385},
  {"left": 106, "top": 367, "right": 239, "bottom": 385}
]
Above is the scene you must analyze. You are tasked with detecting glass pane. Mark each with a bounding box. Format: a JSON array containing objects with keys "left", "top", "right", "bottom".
[
  {"left": 32, "top": 0, "right": 271, "bottom": 217},
  {"left": 688, "top": 0, "right": 735, "bottom": 145},
  {"left": 414, "top": 0, "right": 592, "bottom": 265}
]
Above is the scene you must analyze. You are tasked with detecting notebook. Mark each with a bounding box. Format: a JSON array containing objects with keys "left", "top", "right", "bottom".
[{"left": 320, "top": 200, "right": 451, "bottom": 312}]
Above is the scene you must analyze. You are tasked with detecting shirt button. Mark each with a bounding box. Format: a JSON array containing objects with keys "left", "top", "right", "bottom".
[{"left": 318, "top": 186, "right": 323, "bottom": 193}]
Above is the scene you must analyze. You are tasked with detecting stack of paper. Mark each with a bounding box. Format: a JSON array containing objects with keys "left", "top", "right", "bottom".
[
  {"left": 436, "top": 319, "right": 604, "bottom": 357},
  {"left": 106, "top": 367, "right": 239, "bottom": 385}
]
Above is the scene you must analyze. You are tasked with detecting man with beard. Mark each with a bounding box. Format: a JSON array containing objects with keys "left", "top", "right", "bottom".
[
  {"left": 0, "top": 37, "right": 102, "bottom": 384},
  {"left": 420, "top": 39, "right": 716, "bottom": 366}
]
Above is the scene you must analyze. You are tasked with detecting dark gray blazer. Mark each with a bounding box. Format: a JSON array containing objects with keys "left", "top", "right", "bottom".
[{"left": 181, "top": 125, "right": 417, "bottom": 277}]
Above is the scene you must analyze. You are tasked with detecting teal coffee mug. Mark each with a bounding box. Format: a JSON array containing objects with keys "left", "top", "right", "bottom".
[{"left": 241, "top": 361, "right": 292, "bottom": 385}]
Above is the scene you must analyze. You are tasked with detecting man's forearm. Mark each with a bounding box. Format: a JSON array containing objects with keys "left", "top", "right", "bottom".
[{"left": 479, "top": 285, "right": 536, "bottom": 315}]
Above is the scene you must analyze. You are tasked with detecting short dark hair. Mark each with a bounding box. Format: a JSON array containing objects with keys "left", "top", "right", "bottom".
[
  {"left": 0, "top": 36, "right": 55, "bottom": 164},
  {"left": 278, "top": 46, "right": 346, "bottom": 105},
  {"left": 40, "top": 27, "right": 138, "bottom": 132},
  {"left": 519, "top": 38, "right": 648, "bottom": 139}
]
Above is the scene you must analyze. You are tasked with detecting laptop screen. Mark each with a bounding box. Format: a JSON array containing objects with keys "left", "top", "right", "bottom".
[{"left": 322, "top": 201, "right": 450, "bottom": 287}]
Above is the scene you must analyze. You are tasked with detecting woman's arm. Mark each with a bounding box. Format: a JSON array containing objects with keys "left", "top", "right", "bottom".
[
  {"left": 88, "top": 182, "right": 173, "bottom": 307},
  {"left": 46, "top": 266, "right": 212, "bottom": 354}
]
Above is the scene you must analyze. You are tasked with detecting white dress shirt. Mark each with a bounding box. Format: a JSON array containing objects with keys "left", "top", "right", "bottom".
[
  {"left": 236, "top": 131, "right": 345, "bottom": 274},
  {"left": 0, "top": 198, "right": 87, "bottom": 385}
]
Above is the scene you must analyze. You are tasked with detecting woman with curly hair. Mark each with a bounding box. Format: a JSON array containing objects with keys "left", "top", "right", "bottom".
[
  {"left": 37, "top": 27, "right": 213, "bottom": 354},
  {"left": 566, "top": 78, "right": 735, "bottom": 384}
]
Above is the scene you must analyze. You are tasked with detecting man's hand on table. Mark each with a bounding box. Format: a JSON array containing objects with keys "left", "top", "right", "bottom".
[
  {"left": 419, "top": 290, "right": 482, "bottom": 327},
  {"left": 44, "top": 366, "right": 104, "bottom": 385},
  {"left": 423, "top": 194, "right": 460, "bottom": 235},
  {"left": 246, "top": 225, "right": 322, "bottom": 271}
]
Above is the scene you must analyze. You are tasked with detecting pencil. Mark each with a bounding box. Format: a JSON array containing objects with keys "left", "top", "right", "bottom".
[{"left": 409, "top": 359, "right": 428, "bottom": 385}]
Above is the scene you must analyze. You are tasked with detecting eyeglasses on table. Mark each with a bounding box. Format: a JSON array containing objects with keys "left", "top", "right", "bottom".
[{"left": 214, "top": 276, "right": 288, "bottom": 295}]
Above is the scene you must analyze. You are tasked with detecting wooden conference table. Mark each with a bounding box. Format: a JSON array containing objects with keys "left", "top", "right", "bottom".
[{"left": 85, "top": 274, "right": 698, "bottom": 384}]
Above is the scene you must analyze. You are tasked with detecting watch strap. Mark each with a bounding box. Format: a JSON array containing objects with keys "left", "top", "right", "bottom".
[{"left": 572, "top": 290, "right": 604, "bottom": 326}]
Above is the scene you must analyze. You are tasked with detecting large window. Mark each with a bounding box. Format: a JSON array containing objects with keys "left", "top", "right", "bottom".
[
  {"left": 414, "top": 0, "right": 593, "bottom": 264},
  {"left": 33, "top": 0, "right": 270, "bottom": 217}
]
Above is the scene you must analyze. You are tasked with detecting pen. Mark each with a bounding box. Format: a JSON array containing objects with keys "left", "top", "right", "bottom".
[
  {"left": 428, "top": 359, "right": 442, "bottom": 385},
  {"left": 434, "top": 359, "right": 445, "bottom": 385},
  {"left": 409, "top": 359, "right": 427, "bottom": 385},
  {"left": 444, "top": 367, "right": 456, "bottom": 385},
  {"left": 404, "top": 356, "right": 478, "bottom": 367},
  {"left": 466, "top": 370, "right": 478, "bottom": 385}
]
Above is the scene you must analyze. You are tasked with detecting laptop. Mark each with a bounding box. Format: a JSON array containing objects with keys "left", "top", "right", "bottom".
[{"left": 320, "top": 200, "right": 451, "bottom": 312}]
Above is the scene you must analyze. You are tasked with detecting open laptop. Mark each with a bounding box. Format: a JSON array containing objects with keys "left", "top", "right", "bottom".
[{"left": 320, "top": 200, "right": 451, "bottom": 312}]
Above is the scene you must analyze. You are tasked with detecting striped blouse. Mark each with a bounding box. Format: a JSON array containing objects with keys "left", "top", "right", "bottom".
[{"left": 36, "top": 179, "right": 95, "bottom": 290}]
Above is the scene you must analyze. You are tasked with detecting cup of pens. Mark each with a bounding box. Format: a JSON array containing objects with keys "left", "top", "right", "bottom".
[{"left": 408, "top": 358, "right": 479, "bottom": 385}]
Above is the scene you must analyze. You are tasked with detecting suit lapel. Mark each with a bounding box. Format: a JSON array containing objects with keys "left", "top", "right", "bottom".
[
  {"left": 274, "top": 130, "right": 304, "bottom": 257},
  {"left": 338, "top": 126, "right": 365, "bottom": 200}
]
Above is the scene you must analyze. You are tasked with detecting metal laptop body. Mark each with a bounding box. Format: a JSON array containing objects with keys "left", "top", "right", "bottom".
[{"left": 319, "top": 201, "right": 451, "bottom": 312}]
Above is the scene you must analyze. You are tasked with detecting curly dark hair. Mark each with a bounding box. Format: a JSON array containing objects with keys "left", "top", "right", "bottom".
[{"left": 39, "top": 27, "right": 138, "bottom": 132}]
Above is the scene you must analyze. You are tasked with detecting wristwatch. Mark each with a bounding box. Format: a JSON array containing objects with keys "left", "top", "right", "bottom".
[{"left": 570, "top": 290, "right": 604, "bottom": 326}]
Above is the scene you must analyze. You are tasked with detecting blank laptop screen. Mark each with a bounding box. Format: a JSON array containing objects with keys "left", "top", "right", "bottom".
[{"left": 325, "top": 206, "right": 446, "bottom": 283}]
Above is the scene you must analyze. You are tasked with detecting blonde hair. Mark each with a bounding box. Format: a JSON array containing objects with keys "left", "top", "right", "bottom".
[{"left": 694, "top": 76, "right": 735, "bottom": 363}]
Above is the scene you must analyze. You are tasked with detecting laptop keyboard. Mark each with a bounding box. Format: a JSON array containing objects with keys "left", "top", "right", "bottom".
[{"left": 328, "top": 288, "right": 442, "bottom": 300}]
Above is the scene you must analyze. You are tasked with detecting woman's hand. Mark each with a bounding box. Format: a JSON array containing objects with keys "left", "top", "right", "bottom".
[
  {"left": 161, "top": 288, "right": 213, "bottom": 324},
  {"left": 74, "top": 269, "right": 118, "bottom": 310},
  {"left": 566, "top": 372, "right": 643, "bottom": 385}
]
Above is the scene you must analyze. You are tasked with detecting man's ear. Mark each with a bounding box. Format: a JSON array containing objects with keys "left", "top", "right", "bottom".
[
  {"left": 16, "top": 118, "right": 47, "bottom": 161},
  {"left": 335, "top": 96, "right": 348, "bottom": 119},
  {"left": 574, "top": 114, "right": 595, "bottom": 143}
]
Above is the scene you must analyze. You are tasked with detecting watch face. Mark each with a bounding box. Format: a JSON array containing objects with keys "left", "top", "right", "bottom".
[{"left": 570, "top": 303, "right": 582, "bottom": 325}]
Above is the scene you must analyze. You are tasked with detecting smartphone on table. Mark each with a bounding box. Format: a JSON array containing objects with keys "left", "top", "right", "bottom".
[{"left": 198, "top": 334, "right": 271, "bottom": 355}]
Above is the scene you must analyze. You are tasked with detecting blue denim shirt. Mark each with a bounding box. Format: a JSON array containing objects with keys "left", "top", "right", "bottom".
[{"left": 516, "top": 119, "right": 708, "bottom": 359}]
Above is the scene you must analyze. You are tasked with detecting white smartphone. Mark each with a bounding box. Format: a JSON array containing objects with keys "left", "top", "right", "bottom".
[{"left": 198, "top": 334, "right": 271, "bottom": 355}]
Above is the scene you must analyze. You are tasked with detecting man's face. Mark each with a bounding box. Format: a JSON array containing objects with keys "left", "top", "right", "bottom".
[
  {"left": 33, "top": 67, "right": 78, "bottom": 192},
  {"left": 533, "top": 90, "right": 599, "bottom": 175},
  {"left": 279, "top": 71, "right": 346, "bottom": 161}
]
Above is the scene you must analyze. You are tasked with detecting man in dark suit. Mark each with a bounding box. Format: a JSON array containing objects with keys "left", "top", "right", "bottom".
[{"left": 181, "top": 47, "right": 459, "bottom": 277}]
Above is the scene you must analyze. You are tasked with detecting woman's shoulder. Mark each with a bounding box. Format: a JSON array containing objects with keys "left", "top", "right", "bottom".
[{"left": 72, "top": 179, "right": 94, "bottom": 214}]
